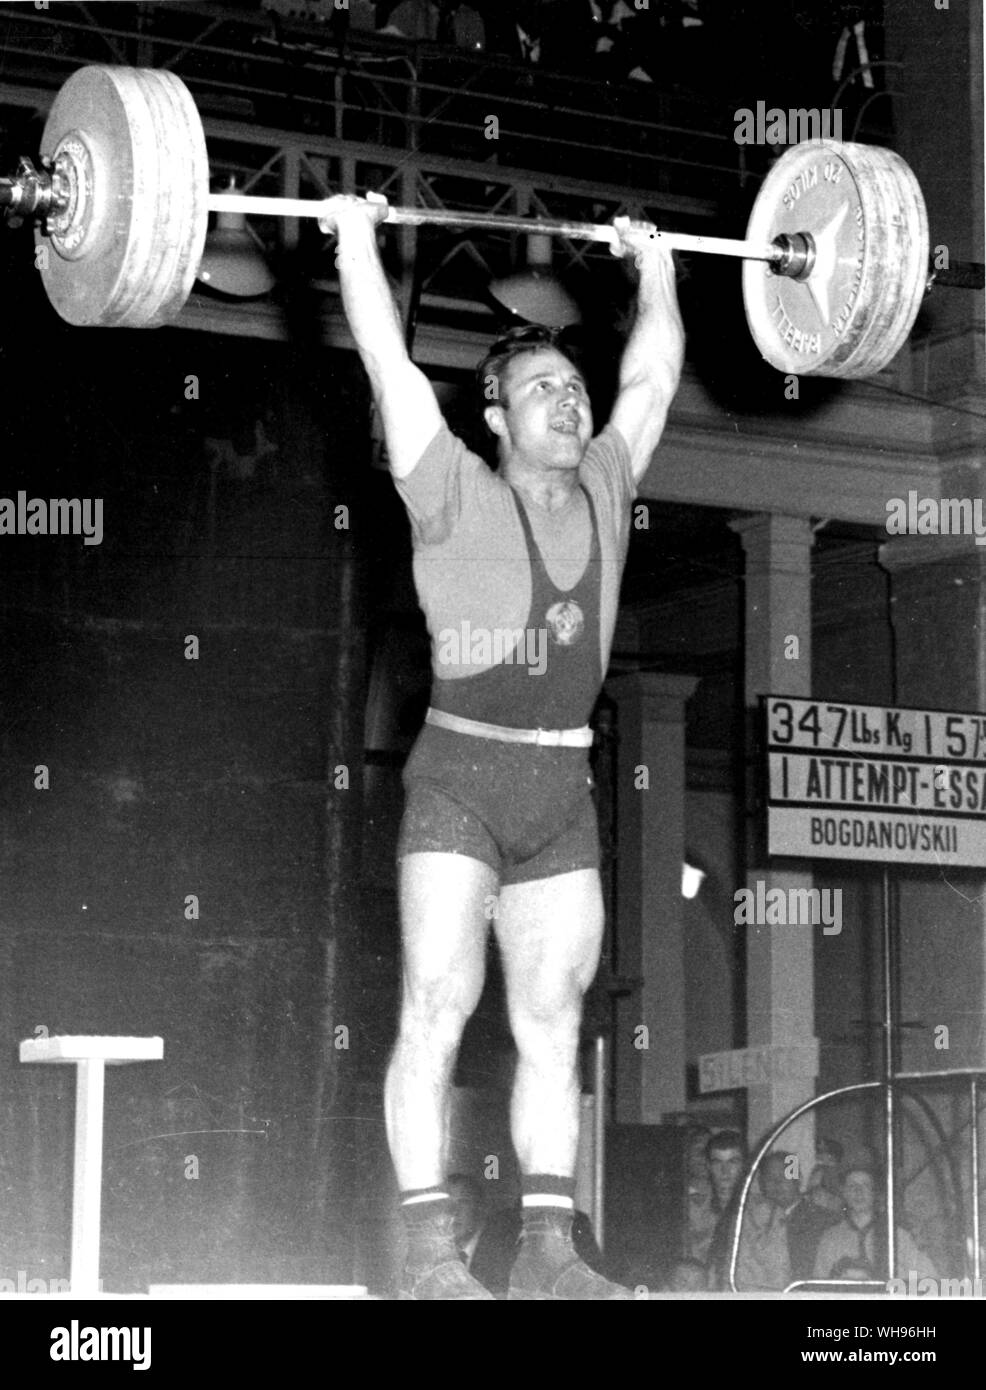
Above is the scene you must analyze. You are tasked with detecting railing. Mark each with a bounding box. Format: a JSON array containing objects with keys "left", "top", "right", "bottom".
[
  {"left": 0, "top": 1, "right": 762, "bottom": 204},
  {"left": 727, "top": 1071, "right": 985, "bottom": 1294}
]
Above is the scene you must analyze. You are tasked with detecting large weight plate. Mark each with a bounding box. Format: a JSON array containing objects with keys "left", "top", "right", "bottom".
[
  {"left": 37, "top": 66, "right": 209, "bottom": 328},
  {"left": 743, "top": 140, "right": 929, "bottom": 379}
]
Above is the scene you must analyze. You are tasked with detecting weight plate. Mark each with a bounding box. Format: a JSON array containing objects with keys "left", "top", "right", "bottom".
[
  {"left": 37, "top": 66, "right": 209, "bottom": 328},
  {"left": 743, "top": 139, "right": 929, "bottom": 379}
]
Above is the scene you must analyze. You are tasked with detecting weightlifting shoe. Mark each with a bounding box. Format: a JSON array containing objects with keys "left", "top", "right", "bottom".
[
  {"left": 508, "top": 1209, "right": 633, "bottom": 1300},
  {"left": 398, "top": 1211, "right": 495, "bottom": 1301}
]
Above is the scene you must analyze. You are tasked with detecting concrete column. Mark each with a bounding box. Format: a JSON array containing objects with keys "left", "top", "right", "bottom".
[
  {"left": 879, "top": 536, "right": 986, "bottom": 1075},
  {"left": 730, "top": 515, "right": 817, "bottom": 1163},
  {"left": 606, "top": 672, "right": 697, "bottom": 1124}
]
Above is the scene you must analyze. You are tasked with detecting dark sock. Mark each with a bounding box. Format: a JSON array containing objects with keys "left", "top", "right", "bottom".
[
  {"left": 511, "top": 1180, "right": 629, "bottom": 1298},
  {"left": 520, "top": 1173, "right": 576, "bottom": 1222}
]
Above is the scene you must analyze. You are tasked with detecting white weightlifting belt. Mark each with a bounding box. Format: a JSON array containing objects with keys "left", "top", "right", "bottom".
[{"left": 425, "top": 707, "right": 593, "bottom": 748}]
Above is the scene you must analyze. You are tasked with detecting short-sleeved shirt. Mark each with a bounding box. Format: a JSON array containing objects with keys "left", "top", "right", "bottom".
[{"left": 394, "top": 423, "right": 636, "bottom": 684}]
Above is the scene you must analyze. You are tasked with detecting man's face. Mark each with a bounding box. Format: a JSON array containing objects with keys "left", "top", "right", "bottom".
[
  {"left": 760, "top": 1156, "right": 798, "bottom": 1208},
  {"left": 843, "top": 1171, "right": 875, "bottom": 1219},
  {"left": 485, "top": 347, "right": 593, "bottom": 469},
  {"left": 708, "top": 1146, "right": 743, "bottom": 1204},
  {"left": 807, "top": 1157, "right": 842, "bottom": 1205}
]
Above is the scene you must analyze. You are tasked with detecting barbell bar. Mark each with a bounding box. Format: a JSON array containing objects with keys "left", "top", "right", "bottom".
[
  {"left": 2, "top": 148, "right": 802, "bottom": 270},
  {"left": 1, "top": 63, "right": 976, "bottom": 379},
  {"left": 209, "top": 191, "right": 786, "bottom": 267}
]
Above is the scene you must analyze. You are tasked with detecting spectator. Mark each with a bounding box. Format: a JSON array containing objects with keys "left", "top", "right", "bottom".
[
  {"left": 824, "top": 1255, "right": 886, "bottom": 1295},
  {"left": 686, "top": 1124, "right": 713, "bottom": 1180},
  {"left": 684, "top": 1168, "right": 718, "bottom": 1265},
  {"left": 805, "top": 1137, "right": 845, "bottom": 1214},
  {"left": 598, "top": 0, "right": 660, "bottom": 84},
  {"left": 349, "top": 0, "right": 379, "bottom": 31},
  {"left": 664, "top": 1257, "right": 707, "bottom": 1293},
  {"left": 445, "top": 1175, "right": 518, "bottom": 1297},
  {"left": 828, "top": 1255, "right": 879, "bottom": 1283},
  {"left": 813, "top": 1167, "right": 938, "bottom": 1284},
  {"left": 746, "top": 1148, "right": 841, "bottom": 1289},
  {"left": 380, "top": 0, "right": 440, "bottom": 40},
  {"left": 732, "top": 1150, "right": 793, "bottom": 1291},
  {"left": 708, "top": 1129, "right": 744, "bottom": 1210},
  {"left": 786, "top": 1182, "right": 843, "bottom": 1284},
  {"left": 442, "top": 3, "right": 485, "bottom": 52},
  {"left": 705, "top": 1129, "right": 746, "bottom": 1288},
  {"left": 446, "top": 1172, "right": 487, "bottom": 1269},
  {"left": 514, "top": 1, "right": 542, "bottom": 65}
]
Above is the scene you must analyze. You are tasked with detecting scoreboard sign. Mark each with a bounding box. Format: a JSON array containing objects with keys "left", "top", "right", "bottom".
[{"left": 765, "top": 696, "right": 986, "bottom": 868}]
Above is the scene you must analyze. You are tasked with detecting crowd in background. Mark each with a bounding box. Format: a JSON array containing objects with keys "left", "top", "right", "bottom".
[
  {"left": 255, "top": 0, "right": 890, "bottom": 158},
  {"left": 678, "top": 1128, "right": 939, "bottom": 1293},
  {"left": 263, "top": 0, "right": 711, "bottom": 88},
  {"left": 434, "top": 1125, "right": 942, "bottom": 1296}
]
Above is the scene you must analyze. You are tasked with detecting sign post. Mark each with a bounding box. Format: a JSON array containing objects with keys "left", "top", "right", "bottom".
[{"left": 763, "top": 695, "right": 986, "bottom": 1283}]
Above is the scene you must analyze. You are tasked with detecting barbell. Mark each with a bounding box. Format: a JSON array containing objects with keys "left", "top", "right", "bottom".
[{"left": 0, "top": 63, "right": 967, "bottom": 379}]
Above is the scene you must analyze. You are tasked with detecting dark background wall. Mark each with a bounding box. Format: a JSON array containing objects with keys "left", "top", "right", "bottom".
[{"left": 0, "top": 250, "right": 402, "bottom": 1287}]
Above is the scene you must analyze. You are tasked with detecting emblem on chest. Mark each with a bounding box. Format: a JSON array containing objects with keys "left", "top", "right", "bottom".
[{"left": 545, "top": 599, "right": 585, "bottom": 646}]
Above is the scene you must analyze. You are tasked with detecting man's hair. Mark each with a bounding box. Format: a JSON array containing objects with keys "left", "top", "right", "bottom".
[
  {"left": 761, "top": 1150, "right": 796, "bottom": 1175},
  {"left": 475, "top": 324, "right": 586, "bottom": 426},
  {"left": 816, "top": 1137, "right": 844, "bottom": 1164},
  {"left": 706, "top": 1128, "right": 745, "bottom": 1161}
]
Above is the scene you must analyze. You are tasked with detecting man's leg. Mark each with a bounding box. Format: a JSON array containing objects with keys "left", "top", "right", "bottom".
[
  {"left": 385, "top": 850, "right": 497, "bottom": 1299},
  {"left": 495, "top": 867, "right": 603, "bottom": 1175},
  {"left": 495, "top": 867, "right": 631, "bottom": 1299}
]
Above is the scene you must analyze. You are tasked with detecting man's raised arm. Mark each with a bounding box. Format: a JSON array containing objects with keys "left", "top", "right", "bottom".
[
  {"left": 609, "top": 223, "right": 685, "bottom": 485},
  {"left": 323, "top": 196, "right": 444, "bottom": 479}
]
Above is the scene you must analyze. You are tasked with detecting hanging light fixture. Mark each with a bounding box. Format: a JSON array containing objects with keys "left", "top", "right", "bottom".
[
  {"left": 197, "top": 176, "right": 276, "bottom": 298},
  {"left": 488, "top": 232, "right": 581, "bottom": 329}
]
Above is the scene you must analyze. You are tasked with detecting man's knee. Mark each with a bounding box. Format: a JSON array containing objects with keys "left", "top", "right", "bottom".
[
  {"left": 511, "top": 995, "right": 583, "bottom": 1066},
  {"left": 399, "top": 974, "right": 479, "bottom": 1049}
]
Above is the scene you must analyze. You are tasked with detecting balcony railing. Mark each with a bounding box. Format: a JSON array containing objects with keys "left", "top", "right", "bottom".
[{"left": 0, "top": 1, "right": 763, "bottom": 205}]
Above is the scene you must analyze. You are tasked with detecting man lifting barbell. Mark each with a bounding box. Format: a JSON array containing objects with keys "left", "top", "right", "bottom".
[
  {"left": 324, "top": 192, "right": 683, "bottom": 1300},
  {"left": 7, "top": 62, "right": 978, "bottom": 1303}
]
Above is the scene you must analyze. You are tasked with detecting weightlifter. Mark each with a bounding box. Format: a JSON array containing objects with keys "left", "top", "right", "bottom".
[{"left": 325, "top": 195, "right": 683, "bottom": 1299}]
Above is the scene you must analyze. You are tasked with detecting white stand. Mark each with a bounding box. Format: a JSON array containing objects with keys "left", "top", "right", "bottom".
[{"left": 19, "top": 1035, "right": 164, "bottom": 1295}]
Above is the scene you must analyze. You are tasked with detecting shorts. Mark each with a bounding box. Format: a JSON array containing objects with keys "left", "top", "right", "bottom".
[{"left": 398, "top": 723, "right": 600, "bottom": 885}]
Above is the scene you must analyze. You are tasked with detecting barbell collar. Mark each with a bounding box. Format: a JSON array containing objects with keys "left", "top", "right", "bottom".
[
  {"left": 770, "top": 232, "right": 817, "bottom": 281},
  {"left": 1, "top": 157, "right": 62, "bottom": 226}
]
